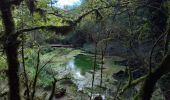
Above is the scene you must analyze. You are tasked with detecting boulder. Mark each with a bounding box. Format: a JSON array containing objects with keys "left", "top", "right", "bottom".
[
  {"left": 55, "top": 88, "right": 66, "bottom": 98},
  {"left": 94, "top": 95, "right": 103, "bottom": 100}
]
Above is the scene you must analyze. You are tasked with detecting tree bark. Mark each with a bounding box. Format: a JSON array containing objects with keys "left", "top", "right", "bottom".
[
  {"left": 147, "top": 0, "right": 170, "bottom": 99},
  {"left": 148, "top": 0, "right": 168, "bottom": 39},
  {"left": 136, "top": 51, "right": 170, "bottom": 100},
  {"left": 0, "top": 0, "right": 21, "bottom": 100}
]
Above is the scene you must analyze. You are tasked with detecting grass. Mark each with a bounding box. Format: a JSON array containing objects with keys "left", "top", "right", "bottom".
[{"left": 25, "top": 47, "right": 82, "bottom": 87}]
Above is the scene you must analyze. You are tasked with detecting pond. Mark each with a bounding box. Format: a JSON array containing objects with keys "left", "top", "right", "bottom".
[
  {"left": 32, "top": 48, "right": 125, "bottom": 99},
  {"left": 63, "top": 53, "right": 126, "bottom": 100},
  {"left": 67, "top": 54, "right": 98, "bottom": 75},
  {"left": 40, "top": 48, "right": 123, "bottom": 91},
  {"left": 66, "top": 54, "right": 99, "bottom": 90}
]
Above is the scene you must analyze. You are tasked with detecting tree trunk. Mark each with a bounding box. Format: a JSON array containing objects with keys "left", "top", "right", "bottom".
[
  {"left": 136, "top": 51, "right": 170, "bottom": 100},
  {"left": 5, "top": 39, "right": 20, "bottom": 100},
  {"left": 148, "top": 0, "right": 168, "bottom": 39},
  {"left": 148, "top": 0, "right": 170, "bottom": 99},
  {"left": 0, "top": 0, "right": 21, "bottom": 100}
]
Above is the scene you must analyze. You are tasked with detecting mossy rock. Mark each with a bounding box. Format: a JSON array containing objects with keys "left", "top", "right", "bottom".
[
  {"left": 60, "top": 79, "right": 74, "bottom": 85},
  {"left": 94, "top": 95, "right": 103, "bottom": 100},
  {"left": 55, "top": 88, "right": 66, "bottom": 98}
]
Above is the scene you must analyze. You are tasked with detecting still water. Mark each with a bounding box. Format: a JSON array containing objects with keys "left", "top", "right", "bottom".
[{"left": 66, "top": 54, "right": 98, "bottom": 90}]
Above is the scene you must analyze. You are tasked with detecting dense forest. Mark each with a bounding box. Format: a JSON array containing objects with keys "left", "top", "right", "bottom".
[{"left": 0, "top": 0, "right": 170, "bottom": 100}]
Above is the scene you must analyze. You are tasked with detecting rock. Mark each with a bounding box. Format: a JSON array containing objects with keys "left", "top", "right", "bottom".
[
  {"left": 113, "top": 68, "right": 146, "bottom": 80},
  {"left": 88, "top": 70, "right": 94, "bottom": 74},
  {"left": 127, "top": 58, "right": 143, "bottom": 68},
  {"left": 60, "top": 79, "right": 74, "bottom": 85},
  {"left": 114, "top": 58, "right": 143, "bottom": 68},
  {"left": 44, "top": 85, "right": 52, "bottom": 91},
  {"left": 94, "top": 95, "right": 103, "bottom": 100},
  {"left": 55, "top": 88, "right": 66, "bottom": 98},
  {"left": 0, "top": 91, "right": 8, "bottom": 97},
  {"left": 114, "top": 60, "right": 128, "bottom": 66},
  {"left": 132, "top": 68, "right": 146, "bottom": 79},
  {"left": 112, "top": 70, "right": 128, "bottom": 80}
]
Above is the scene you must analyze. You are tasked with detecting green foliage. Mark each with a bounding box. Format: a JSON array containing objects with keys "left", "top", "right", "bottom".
[
  {"left": 40, "top": 47, "right": 56, "bottom": 54},
  {"left": 0, "top": 0, "right": 169, "bottom": 99},
  {"left": 0, "top": 57, "right": 6, "bottom": 70},
  {"left": 23, "top": 47, "right": 81, "bottom": 87},
  {"left": 0, "top": 57, "right": 7, "bottom": 80},
  {"left": 38, "top": 70, "right": 53, "bottom": 88}
]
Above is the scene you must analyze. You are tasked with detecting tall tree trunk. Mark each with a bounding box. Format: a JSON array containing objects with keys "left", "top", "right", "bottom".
[
  {"left": 135, "top": 0, "right": 170, "bottom": 100},
  {"left": 0, "top": 0, "right": 21, "bottom": 100},
  {"left": 148, "top": 0, "right": 170, "bottom": 99},
  {"left": 135, "top": 51, "right": 170, "bottom": 100},
  {"left": 148, "top": 0, "right": 168, "bottom": 39}
]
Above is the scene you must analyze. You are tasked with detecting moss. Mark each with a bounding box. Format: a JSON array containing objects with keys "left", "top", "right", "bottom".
[
  {"left": 0, "top": 57, "right": 6, "bottom": 70},
  {"left": 135, "top": 51, "right": 170, "bottom": 100},
  {"left": 119, "top": 75, "right": 147, "bottom": 96}
]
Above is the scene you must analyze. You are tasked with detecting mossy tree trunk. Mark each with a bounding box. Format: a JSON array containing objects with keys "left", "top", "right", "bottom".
[
  {"left": 148, "top": 0, "right": 170, "bottom": 99},
  {"left": 136, "top": 51, "right": 170, "bottom": 100},
  {"left": 136, "top": 0, "right": 170, "bottom": 99},
  {"left": 148, "top": 0, "right": 168, "bottom": 39},
  {"left": 0, "top": 0, "right": 21, "bottom": 100}
]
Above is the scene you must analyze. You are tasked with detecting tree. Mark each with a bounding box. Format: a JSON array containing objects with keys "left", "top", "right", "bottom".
[
  {"left": 0, "top": 0, "right": 116, "bottom": 99},
  {"left": 135, "top": 0, "right": 170, "bottom": 100},
  {"left": 0, "top": 1, "right": 21, "bottom": 99}
]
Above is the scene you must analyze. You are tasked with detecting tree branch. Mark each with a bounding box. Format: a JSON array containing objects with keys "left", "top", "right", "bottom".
[
  {"left": 149, "top": 27, "right": 169, "bottom": 74},
  {"left": 135, "top": 51, "right": 170, "bottom": 100},
  {"left": 48, "top": 4, "right": 116, "bottom": 25},
  {"left": 73, "top": 5, "right": 113, "bottom": 24},
  {"left": 15, "top": 25, "right": 74, "bottom": 37}
]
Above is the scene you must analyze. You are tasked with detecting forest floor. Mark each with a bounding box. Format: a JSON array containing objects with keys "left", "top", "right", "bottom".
[{"left": 0, "top": 47, "right": 165, "bottom": 100}]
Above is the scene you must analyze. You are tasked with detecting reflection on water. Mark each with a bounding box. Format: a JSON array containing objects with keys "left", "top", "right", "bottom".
[
  {"left": 67, "top": 59, "right": 85, "bottom": 90},
  {"left": 74, "top": 54, "right": 97, "bottom": 75},
  {"left": 75, "top": 71, "right": 84, "bottom": 79},
  {"left": 66, "top": 54, "right": 105, "bottom": 99},
  {"left": 66, "top": 54, "right": 96, "bottom": 90},
  {"left": 67, "top": 54, "right": 96, "bottom": 75},
  {"left": 68, "top": 59, "right": 75, "bottom": 69},
  {"left": 67, "top": 59, "right": 84, "bottom": 79}
]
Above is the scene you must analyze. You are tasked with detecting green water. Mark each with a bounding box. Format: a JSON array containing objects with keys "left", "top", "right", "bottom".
[{"left": 69, "top": 54, "right": 98, "bottom": 75}]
